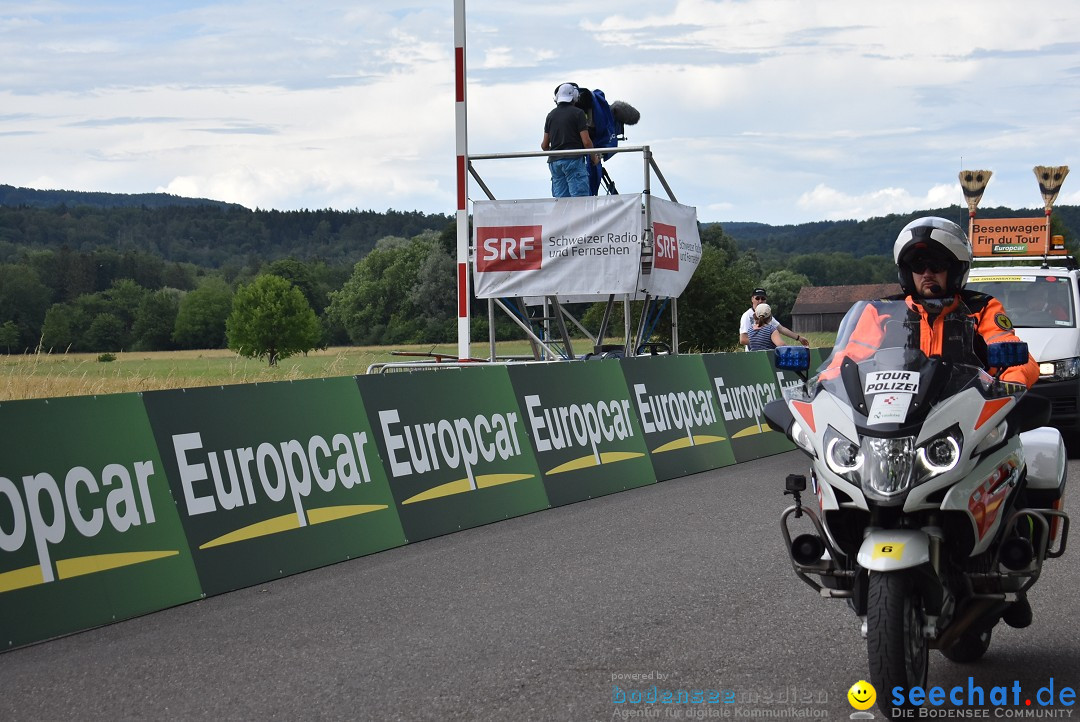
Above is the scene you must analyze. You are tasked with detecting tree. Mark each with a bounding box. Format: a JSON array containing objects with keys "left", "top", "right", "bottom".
[
  {"left": 326, "top": 234, "right": 448, "bottom": 345},
  {"left": 132, "top": 288, "right": 182, "bottom": 351},
  {"left": 173, "top": 276, "right": 233, "bottom": 349},
  {"left": 760, "top": 269, "right": 811, "bottom": 327},
  {"left": 0, "top": 264, "right": 51, "bottom": 352},
  {"left": 226, "top": 274, "right": 322, "bottom": 365}
]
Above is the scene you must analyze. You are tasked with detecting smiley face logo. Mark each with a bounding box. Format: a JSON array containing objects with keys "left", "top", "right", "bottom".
[{"left": 848, "top": 680, "right": 876, "bottom": 711}]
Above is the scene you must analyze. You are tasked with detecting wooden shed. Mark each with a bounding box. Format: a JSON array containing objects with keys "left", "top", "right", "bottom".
[{"left": 790, "top": 283, "right": 902, "bottom": 334}]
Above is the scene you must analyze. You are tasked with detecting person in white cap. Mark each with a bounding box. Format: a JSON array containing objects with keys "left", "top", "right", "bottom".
[
  {"left": 738, "top": 287, "right": 807, "bottom": 350},
  {"left": 541, "top": 82, "right": 600, "bottom": 197}
]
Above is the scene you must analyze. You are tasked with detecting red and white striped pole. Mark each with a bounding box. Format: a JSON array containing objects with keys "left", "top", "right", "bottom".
[{"left": 454, "top": 0, "right": 471, "bottom": 361}]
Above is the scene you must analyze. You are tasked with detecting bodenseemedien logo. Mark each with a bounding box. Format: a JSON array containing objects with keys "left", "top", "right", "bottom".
[{"left": 0, "top": 460, "right": 174, "bottom": 591}]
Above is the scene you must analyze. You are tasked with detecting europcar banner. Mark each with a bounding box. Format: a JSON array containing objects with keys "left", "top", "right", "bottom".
[
  {"left": 701, "top": 352, "right": 796, "bottom": 462},
  {"left": 472, "top": 194, "right": 642, "bottom": 298},
  {"left": 142, "top": 378, "right": 406, "bottom": 596},
  {"left": 619, "top": 354, "right": 737, "bottom": 480},
  {"left": 0, "top": 395, "right": 201, "bottom": 648},
  {"left": 643, "top": 198, "right": 702, "bottom": 299},
  {"left": 506, "top": 361, "right": 655, "bottom": 506},
  {"left": 356, "top": 366, "right": 550, "bottom": 542}
]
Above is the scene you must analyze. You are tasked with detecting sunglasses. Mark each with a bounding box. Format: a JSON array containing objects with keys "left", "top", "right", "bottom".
[
  {"left": 909, "top": 258, "right": 949, "bottom": 274},
  {"left": 753, "top": 295, "right": 767, "bottom": 301}
]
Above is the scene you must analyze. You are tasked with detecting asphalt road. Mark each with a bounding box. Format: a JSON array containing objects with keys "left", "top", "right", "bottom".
[{"left": 1, "top": 450, "right": 1078, "bottom": 721}]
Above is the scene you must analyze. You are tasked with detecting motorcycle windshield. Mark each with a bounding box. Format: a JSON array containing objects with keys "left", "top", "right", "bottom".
[{"left": 810, "top": 300, "right": 1021, "bottom": 429}]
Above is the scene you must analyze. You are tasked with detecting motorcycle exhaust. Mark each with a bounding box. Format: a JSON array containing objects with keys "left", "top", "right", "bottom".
[
  {"left": 1000, "top": 537, "right": 1035, "bottom": 571},
  {"left": 791, "top": 534, "right": 827, "bottom": 565}
]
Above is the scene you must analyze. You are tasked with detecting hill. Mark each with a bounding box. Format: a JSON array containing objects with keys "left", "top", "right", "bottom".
[
  {"left": 0, "top": 184, "right": 243, "bottom": 210},
  {"left": 0, "top": 185, "right": 454, "bottom": 268},
  {"left": 719, "top": 205, "right": 1080, "bottom": 257}
]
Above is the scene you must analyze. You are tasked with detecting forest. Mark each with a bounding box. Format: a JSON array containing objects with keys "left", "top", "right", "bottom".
[{"left": 0, "top": 184, "right": 1075, "bottom": 357}]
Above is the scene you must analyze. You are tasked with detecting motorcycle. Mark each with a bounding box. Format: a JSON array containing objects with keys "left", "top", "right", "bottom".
[{"left": 764, "top": 300, "right": 1070, "bottom": 717}]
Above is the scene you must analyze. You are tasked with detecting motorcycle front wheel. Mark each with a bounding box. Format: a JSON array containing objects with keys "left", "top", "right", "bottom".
[{"left": 866, "top": 571, "right": 929, "bottom": 717}]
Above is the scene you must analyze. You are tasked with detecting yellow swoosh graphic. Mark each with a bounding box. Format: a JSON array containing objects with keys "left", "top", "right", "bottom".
[
  {"left": 546, "top": 451, "right": 644, "bottom": 475},
  {"left": 57, "top": 551, "right": 180, "bottom": 579},
  {"left": 402, "top": 473, "right": 535, "bottom": 504},
  {"left": 0, "top": 565, "right": 45, "bottom": 594},
  {"left": 732, "top": 425, "right": 770, "bottom": 438},
  {"left": 200, "top": 504, "right": 390, "bottom": 549},
  {"left": 308, "top": 504, "right": 388, "bottom": 524},
  {"left": 652, "top": 435, "right": 727, "bottom": 453},
  {"left": 0, "top": 551, "right": 182, "bottom": 593}
]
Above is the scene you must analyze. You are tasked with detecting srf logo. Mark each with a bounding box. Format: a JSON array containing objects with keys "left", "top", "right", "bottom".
[
  {"left": 654, "top": 222, "right": 679, "bottom": 271},
  {"left": 476, "top": 225, "right": 543, "bottom": 272}
]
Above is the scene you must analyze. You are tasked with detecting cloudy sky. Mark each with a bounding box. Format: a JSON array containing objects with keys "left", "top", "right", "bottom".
[{"left": 2, "top": 1, "right": 1078, "bottom": 225}]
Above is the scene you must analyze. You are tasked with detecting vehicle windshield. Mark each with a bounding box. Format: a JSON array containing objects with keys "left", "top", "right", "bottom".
[
  {"left": 809, "top": 300, "right": 1020, "bottom": 428},
  {"left": 965, "top": 275, "right": 1074, "bottom": 328}
]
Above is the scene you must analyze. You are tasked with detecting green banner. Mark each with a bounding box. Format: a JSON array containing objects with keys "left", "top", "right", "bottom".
[
  {"left": 618, "top": 355, "right": 736, "bottom": 481},
  {"left": 507, "top": 361, "right": 655, "bottom": 505},
  {"left": 356, "top": 367, "right": 549, "bottom": 542},
  {"left": 0, "top": 394, "right": 200, "bottom": 649},
  {"left": 142, "top": 378, "right": 405, "bottom": 596},
  {"left": 701, "top": 351, "right": 796, "bottom": 462}
]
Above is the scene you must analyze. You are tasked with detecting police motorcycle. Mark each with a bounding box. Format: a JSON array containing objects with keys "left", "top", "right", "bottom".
[{"left": 764, "top": 300, "right": 1069, "bottom": 716}]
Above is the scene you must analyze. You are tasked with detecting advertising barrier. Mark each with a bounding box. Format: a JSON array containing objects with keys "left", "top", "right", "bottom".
[
  {"left": 142, "top": 378, "right": 406, "bottom": 596},
  {"left": 0, "top": 351, "right": 814, "bottom": 650},
  {"left": 0, "top": 394, "right": 201, "bottom": 649},
  {"left": 507, "top": 361, "right": 655, "bottom": 506}
]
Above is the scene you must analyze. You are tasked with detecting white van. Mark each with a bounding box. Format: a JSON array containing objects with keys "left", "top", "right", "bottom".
[{"left": 966, "top": 258, "right": 1080, "bottom": 436}]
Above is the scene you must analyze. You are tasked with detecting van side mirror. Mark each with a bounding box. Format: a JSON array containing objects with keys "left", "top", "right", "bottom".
[
  {"left": 988, "top": 341, "right": 1029, "bottom": 369},
  {"left": 775, "top": 345, "right": 810, "bottom": 371}
]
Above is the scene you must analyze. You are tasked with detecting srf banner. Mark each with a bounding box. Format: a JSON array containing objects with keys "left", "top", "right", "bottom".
[
  {"left": 142, "top": 377, "right": 406, "bottom": 596},
  {"left": 643, "top": 197, "right": 703, "bottom": 299},
  {"left": 507, "top": 360, "right": 655, "bottom": 506},
  {"left": 472, "top": 194, "right": 643, "bottom": 299},
  {"left": 0, "top": 394, "right": 201, "bottom": 648},
  {"left": 356, "top": 366, "right": 550, "bottom": 542},
  {"left": 619, "top": 354, "right": 736, "bottom": 481}
]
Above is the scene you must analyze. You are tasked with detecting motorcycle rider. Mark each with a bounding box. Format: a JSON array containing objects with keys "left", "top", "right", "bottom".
[
  {"left": 832, "top": 216, "right": 1041, "bottom": 628},
  {"left": 832, "top": 216, "right": 1039, "bottom": 388}
]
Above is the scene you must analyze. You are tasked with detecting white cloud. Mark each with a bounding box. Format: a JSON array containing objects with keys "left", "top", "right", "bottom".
[{"left": 0, "top": 0, "right": 1077, "bottom": 224}]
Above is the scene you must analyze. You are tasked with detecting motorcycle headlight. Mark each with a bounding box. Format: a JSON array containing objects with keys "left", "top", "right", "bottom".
[
  {"left": 790, "top": 420, "right": 815, "bottom": 456},
  {"left": 825, "top": 432, "right": 861, "bottom": 475},
  {"left": 1039, "top": 357, "right": 1080, "bottom": 381},
  {"left": 917, "top": 430, "right": 962, "bottom": 476},
  {"left": 862, "top": 436, "right": 916, "bottom": 501}
]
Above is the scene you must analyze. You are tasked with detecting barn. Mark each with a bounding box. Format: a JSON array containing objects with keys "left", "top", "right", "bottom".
[{"left": 789, "top": 283, "right": 902, "bottom": 334}]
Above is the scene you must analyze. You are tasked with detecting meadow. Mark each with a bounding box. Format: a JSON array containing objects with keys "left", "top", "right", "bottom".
[{"left": 0, "top": 334, "right": 834, "bottom": 402}]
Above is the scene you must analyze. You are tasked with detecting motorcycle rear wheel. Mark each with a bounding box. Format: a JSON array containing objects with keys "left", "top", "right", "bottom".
[{"left": 866, "top": 571, "right": 929, "bottom": 717}]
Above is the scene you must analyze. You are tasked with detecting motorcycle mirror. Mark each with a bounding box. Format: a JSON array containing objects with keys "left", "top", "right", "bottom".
[
  {"left": 987, "top": 341, "right": 1029, "bottom": 370},
  {"left": 775, "top": 346, "right": 810, "bottom": 371}
]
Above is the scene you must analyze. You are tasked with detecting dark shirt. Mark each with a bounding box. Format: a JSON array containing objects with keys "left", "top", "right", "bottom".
[{"left": 544, "top": 103, "right": 587, "bottom": 162}]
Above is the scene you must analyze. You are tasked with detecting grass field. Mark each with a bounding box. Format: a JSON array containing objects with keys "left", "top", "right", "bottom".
[{"left": 0, "top": 333, "right": 834, "bottom": 402}]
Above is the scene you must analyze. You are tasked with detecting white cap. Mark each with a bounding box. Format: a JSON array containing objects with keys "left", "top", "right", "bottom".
[
  {"left": 754, "top": 303, "right": 772, "bottom": 319},
  {"left": 555, "top": 83, "right": 578, "bottom": 103}
]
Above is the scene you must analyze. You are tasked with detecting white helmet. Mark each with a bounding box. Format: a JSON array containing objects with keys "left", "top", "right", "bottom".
[{"left": 893, "top": 216, "right": 972, "bottom": 295}]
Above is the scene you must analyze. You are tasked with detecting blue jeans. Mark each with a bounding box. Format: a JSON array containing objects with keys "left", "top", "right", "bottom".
[{"left": 549, "top": 156, "right": 590, "bottom": 197}]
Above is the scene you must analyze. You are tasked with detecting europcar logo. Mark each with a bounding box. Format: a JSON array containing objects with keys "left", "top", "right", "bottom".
[
  {"left": 0, "top": 460, "right": 173, "bottom": 591},
  {"left": 654, "top": 222, "right": 679, "bottom": 271},
  {"left": 171, "top": 429, "right": 384, "bottom": 547},
  {"left": 378, "top": 406, "right": 536, "bottom": 503},
  {"left": 476, "top": 225, "right": 543, "bottom": 272},
  {"left": 523, "top": 392, "right": 644, "bottom": 474}
]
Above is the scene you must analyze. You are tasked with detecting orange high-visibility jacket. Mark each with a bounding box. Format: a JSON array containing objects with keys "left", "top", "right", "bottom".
[{"left": 831, "top": 291, "right": 1039, "bottom": 388}]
